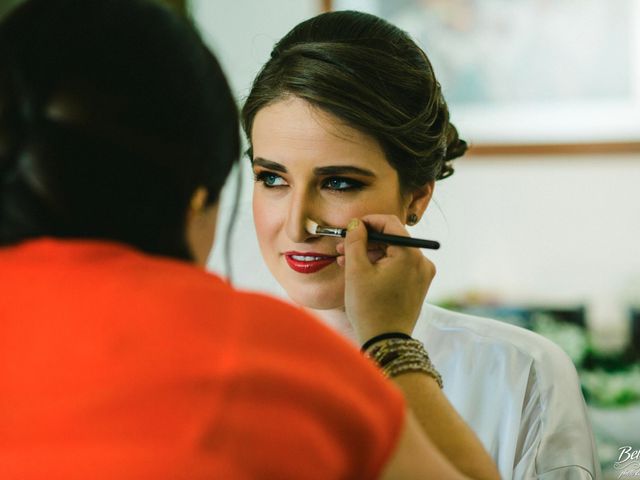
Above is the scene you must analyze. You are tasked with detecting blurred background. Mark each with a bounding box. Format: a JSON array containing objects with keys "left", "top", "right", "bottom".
[{"left": 2, "top": 0, "right": 638, "bottom": 477}]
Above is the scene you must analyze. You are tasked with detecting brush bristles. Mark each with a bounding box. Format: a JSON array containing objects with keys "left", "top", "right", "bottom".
[
  {"left": 305, "top": 219, "right": 345, "bottom": 237},
  {"left": 305, "top": 218, "right": 319, "bottom": 235}
]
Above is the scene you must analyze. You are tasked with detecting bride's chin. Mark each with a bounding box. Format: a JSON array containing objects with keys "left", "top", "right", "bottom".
[{"left": 286, "top": 288, "right": 344, "bottom": 311}]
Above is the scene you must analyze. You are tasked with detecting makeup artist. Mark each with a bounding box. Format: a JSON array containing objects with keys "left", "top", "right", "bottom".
[
  {"left": 242, "top": 10, "right": 600, "bottom": 480},
  {"left": 0, "top": 0, "right": 502, "bottom": 478}
]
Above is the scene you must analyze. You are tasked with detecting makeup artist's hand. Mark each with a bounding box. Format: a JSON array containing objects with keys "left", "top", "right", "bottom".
[{"left": 336, "top": 215, "right": 435, "bottom": 344}]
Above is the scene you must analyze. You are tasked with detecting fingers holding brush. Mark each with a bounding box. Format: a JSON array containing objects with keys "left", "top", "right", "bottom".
[
  {"left": 341, "top": 215, "right": 436, "bottom": 343},
  {"left": 358, "top": 214, "right": 415, "bottom": 258}
]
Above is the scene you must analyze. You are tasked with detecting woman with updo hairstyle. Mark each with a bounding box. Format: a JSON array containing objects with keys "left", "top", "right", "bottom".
[
  {"left": 0, "top": 1, "right": 503, "bottom": 478},
  {"left": 243, "top": 10, "right": 599, "bottom": 480}
]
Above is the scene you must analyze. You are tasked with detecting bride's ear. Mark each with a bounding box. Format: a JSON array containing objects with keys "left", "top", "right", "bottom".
[{"left": 404, "top": 180, "right": 434, "bottom": 225}]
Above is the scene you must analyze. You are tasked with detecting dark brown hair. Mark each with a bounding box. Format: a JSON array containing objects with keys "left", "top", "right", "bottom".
[
  {"left": 0, "top": 0, "right": 239, "bottom": 259},
  {"left": 241, "top": 10, "right": 467, "bottom": 190}
]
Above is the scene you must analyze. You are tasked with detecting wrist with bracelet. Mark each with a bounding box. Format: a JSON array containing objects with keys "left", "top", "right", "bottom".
[{"left": 361, "top": 332, "right": 443, "bottom": 388}]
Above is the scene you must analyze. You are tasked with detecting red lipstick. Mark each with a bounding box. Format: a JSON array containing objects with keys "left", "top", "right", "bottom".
[{"left": 284, "top": 251, "right": 336, "bottom": 274}]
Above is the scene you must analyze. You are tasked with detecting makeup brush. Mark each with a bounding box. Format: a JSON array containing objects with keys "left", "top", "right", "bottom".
[{"left": 305, "top": 219, "right": 440, "bottom": 250}]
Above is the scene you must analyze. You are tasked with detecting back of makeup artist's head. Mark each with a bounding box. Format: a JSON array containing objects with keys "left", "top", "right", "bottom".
[
  {"left": 0, "top": 0, "right": 239, "bottom": 261},
  {"left": 242, "top": 10, "right": 466, "bottom": 192}
]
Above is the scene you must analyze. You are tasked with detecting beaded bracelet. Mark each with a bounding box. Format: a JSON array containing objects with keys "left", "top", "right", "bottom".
[{"left": 364, "top": 337, "right": 443, "bottom": 388}]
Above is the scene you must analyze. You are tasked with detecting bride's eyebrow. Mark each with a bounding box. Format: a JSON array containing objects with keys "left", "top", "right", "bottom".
[
  {"left": 252, "top": 158, "right": 375, "bottom": 178},
  {"left": 314, "top": 165, "right": 375, "bottom": 177},
  {"left": 252, "top": 157, "right": 287, "bottom": 173}
]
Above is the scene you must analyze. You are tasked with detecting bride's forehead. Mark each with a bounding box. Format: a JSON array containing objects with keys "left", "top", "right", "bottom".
[
  {"left": 254, "top": 98, "right": 369, "bottom": 141},
  {"left": 252, "top": 99, "right": 387, "bottom": 168}
]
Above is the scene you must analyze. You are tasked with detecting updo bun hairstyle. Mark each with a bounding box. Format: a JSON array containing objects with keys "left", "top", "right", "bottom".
[{"left": 241, "top": 10, "right": 467, "bottom": 191}]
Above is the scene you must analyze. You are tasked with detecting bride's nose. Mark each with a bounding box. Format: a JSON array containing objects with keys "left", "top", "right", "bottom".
[{"left": 284, "top": 187, "right": 321, "bottom": 243}]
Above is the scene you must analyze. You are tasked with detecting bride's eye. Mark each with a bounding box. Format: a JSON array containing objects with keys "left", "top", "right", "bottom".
[
  {"left": 254, "top": 171, "right": 288, "bottom": 188},
  {"left": 323, "top": 177, "right": 364, "bottom": 191}
]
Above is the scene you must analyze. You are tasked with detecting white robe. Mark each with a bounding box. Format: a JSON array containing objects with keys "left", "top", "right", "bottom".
[{"left": 414, "top": 303, "right": 601, "bottom": 479}]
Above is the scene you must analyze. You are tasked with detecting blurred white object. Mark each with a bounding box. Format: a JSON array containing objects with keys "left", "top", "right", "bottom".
[{"left": 587, "top": 294, "right": 630, "bottom": 355}]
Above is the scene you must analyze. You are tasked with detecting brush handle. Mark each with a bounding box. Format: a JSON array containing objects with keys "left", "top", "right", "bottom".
[{"left": 367, "top": 230, "right": 440, "bottom": 250}]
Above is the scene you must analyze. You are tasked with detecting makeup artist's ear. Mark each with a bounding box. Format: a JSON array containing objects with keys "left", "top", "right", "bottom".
[
  {"left": 186, "top": 186, "right": 219, "bottom": 266},
  {"left": 403, "top": 180, "right": 435, "bottom": 225},
  {"left": 189, "top": 187, "right": 209, "bottom": 215}
]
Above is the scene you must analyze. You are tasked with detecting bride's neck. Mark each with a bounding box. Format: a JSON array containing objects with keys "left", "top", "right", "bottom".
[{"left": 308, "top": 307, "right": 359, "bottom": 345}]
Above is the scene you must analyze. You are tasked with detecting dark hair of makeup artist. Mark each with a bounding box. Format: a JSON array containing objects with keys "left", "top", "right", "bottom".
[
  {"left": 242, "top": 10, "right": 467, "bottom": 190},
  {"left": 0, "top": 0, "right": 239, "bottom": 260}
]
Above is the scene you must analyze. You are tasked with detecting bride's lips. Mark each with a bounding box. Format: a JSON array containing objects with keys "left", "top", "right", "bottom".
[{"left": 283, "top": 251, "right": 337, "bottom": 274}]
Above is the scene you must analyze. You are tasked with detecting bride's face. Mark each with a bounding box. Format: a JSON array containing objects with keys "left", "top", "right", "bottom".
[{"left": 251, "top": 96, "right": 412, "bottom": 310}]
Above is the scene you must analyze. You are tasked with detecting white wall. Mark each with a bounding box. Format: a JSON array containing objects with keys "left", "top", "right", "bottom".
[
  {"left": 194, "top": 0, "right": 640, "bottom": 333},
  {"left": 427, "top": 155, "right": 640, "bottom": 314},
  {"left": 192, "top": 0, "right": 319, "bottom": 100},
  {"left": 193, "top": 0, "right": 318, "bottom": 303}
]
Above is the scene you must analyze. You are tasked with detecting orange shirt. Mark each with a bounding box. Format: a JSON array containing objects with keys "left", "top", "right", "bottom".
[{"left": 0, "top": 238, "right": 404, "bottom": 480}]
